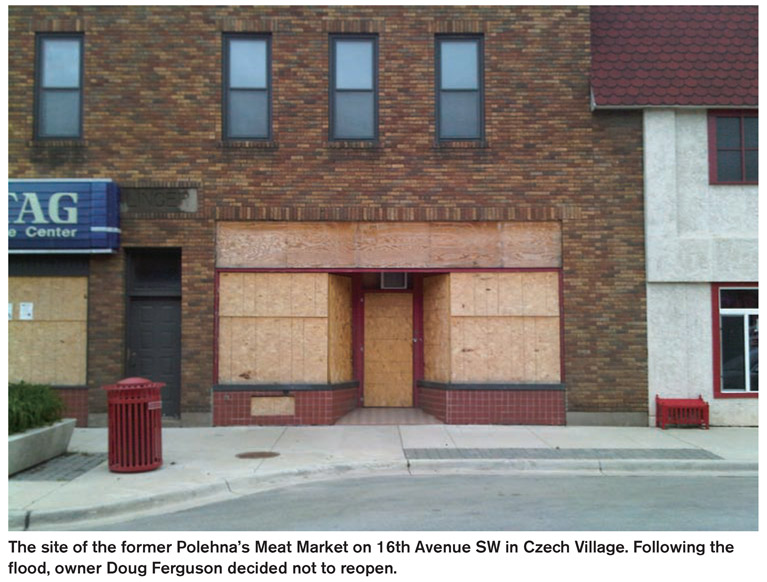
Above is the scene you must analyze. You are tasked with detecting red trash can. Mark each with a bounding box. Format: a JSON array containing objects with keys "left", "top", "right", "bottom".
[{"left": 103, "top": 377, "right": 164, "bottom": 472}]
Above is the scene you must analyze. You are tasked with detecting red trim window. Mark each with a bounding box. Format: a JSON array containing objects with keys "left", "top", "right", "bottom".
[
  {"left": 708, "top": 110, "right": 758, "bottom": 184},
  {"left": 711, "top": 284, "right": 758, "bottom": 398}
]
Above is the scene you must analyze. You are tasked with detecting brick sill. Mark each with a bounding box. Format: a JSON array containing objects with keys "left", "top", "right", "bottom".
[
  {"left": 219, "top": 140, "right": 278, "bottom": 149},
  {"left": 433, "top": 140, "right": 489, "bottom": 150},
  {"left": 325, "top": 140, "right": 380, "bottom": 150},
  {"left": 29, "top": 139, "right": 88, "bottom": 148}
]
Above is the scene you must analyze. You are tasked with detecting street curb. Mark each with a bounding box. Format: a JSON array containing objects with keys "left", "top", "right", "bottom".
[
  {"left": 19, "top": 481, "right": 232, "bottom": 531},
  {"left": 11, "top": 458, "right": 758, "bottom": 530},
  {"left": 407, "top": 458, "right": 758, "bottom": 475}
]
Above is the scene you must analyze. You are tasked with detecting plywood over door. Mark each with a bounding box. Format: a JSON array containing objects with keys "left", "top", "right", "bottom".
[
  {"left": 218, "top": 221, "right": 562, "bottom": 269},
  {"left": 364, "top": 293, "right": 413, "bottom": 407}
]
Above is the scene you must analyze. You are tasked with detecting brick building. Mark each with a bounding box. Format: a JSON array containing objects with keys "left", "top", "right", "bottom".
[
  {"left": 8, "top": 6, "right": 648, "bottom": 427},
  {"left": 592, "top": 6, "right": 758, "bottom": 426}
]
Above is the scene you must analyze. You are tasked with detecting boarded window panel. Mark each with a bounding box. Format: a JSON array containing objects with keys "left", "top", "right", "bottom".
[
  {"left": 423, "top": 275, "right": 451, "bottom": 383},
  {"left": 8, "top": 277, "right": 87, "bottom": 385},
  {"left": 328, "top": 275, "right": 353, "bottom": 383}
]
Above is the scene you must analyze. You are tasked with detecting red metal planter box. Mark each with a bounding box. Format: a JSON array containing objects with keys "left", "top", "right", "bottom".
[
  {"left": 103, "top": 377, "right": 164, "bottom": 472},
  {"left": 655, "top": 395, "right": 710, "bottom": 429}
]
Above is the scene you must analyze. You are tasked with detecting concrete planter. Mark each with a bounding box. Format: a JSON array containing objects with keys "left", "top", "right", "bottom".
[{"left": 8, "top": 419, "right": 76, "bottom": 476}]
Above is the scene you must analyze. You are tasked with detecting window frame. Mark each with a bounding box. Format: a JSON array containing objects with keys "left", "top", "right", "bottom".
[
  {"left": 222, "top": 33, "right": 272, "bottom": 142},
  {"left": 707, "top": 110, "right": 758, "bottom": 185},
  {"left": 711, "top": 283, "right": 759, "bottom": 399},
  {"left": 435, "top": 34, "right": 485, "bottom": 143},
  {"left": 328, "top": 34, "right": 379, "bottom": 142},
  {"left": 34, "top": 33, "right": 84, "bottom": 140}
]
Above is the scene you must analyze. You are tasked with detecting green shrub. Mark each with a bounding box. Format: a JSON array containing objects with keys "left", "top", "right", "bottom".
[{"left": 8, "top": 382, "right": 64, "bottom": 435}]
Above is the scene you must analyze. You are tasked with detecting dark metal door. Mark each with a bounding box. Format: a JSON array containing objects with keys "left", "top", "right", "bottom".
[{"left": 127, "top": 297, "right": 181, "bottom": 417}]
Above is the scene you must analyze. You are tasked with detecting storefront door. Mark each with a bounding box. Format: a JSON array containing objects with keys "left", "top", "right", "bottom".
[
  {"left": 363, "top": 293, "right": 413, "bottom": 407},
  {"left": 126, "top": 249, "right": 182, "bottom": 418}
]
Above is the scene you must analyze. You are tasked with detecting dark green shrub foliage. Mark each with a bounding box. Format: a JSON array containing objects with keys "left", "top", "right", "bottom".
[{"left": 8, "top": 382, "right": 64, "bottom": 434}]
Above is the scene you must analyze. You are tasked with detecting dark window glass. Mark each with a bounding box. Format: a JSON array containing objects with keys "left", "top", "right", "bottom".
[
  {"left": 331, "top": 36, "right": 377, "bottom": 140},
  {"left": 224, "top": 35, "right": 270, "bottom": 140},
  {"left": 437, "top": 36, "right": 483, "bottom": 141},
  {"left": 712, "top": 112, "right": 758, "bottom": 183},
  {"left": 36, "top": 35, "right": 83, "bottom": 138},
  {"left": 720, "top": 289, "right": 758, "bottom": 309},
  {"left": 749, "top": 314, "right": 758, "bottom": 392},
  {"left": 721, "top": 315, "right": 746, "bottom": 390},
  {"left": 744, "top": 117, "right": 758, "bottom": 148},
  {"left": 717, "top": 150, "right": 743, "bottom": 182},
  {"left": 128, "top": 249, "right": 182, "bottom": 295},
  {"left": 716, "top": 117, "right": 741, "bottom": 148},
  {"left": 745, "top": 151, "right": 759, "bottom": 182}
]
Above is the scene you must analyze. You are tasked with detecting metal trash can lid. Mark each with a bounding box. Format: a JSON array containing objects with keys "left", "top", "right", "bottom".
[{"left": 103, "top": 377, "right": 166, "bottom": 391}]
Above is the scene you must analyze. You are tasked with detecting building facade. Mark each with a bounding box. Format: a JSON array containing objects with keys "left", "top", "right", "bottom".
[
  {"left": 592, "top": 6, "right": 758, "bottom": 426},
  {"left": 9, "top": 6, "right": 648, "bottom": 427}
]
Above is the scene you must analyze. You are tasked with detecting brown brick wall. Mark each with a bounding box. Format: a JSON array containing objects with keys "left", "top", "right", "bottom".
[{"left": 9, "top": 6, "right": 647, "bottom": 420}]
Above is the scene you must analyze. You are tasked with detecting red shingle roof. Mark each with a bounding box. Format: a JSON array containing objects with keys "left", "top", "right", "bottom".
[{"left": 591, "top": 6, "right": 758, "bottom": 108}]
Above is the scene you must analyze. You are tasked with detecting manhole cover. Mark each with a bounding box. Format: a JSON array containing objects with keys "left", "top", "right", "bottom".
[{"left": 236, "top": 451, "right": 279, "bottom": 459}]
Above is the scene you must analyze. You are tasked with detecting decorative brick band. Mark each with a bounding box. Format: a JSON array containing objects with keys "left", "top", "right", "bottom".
[
  {"left": 53, "top": 385, "right": 89, "bottom": 427},
  {"left": 418, "top": 385, "right": 565, "bottom": 425},
  {"left": 213, "top": 386, "right": 358, "bottom": 426}
]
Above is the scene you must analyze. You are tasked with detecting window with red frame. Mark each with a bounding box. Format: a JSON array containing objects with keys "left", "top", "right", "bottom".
[
  {"left": 712, "top": 285, "right": 758, "bottom": 397},
  {"left": 708, "top": 111, "right": 758, "bottom": 184}
]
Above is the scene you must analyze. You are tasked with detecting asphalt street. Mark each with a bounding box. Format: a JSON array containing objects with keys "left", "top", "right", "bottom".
[{"left": 83, "top": 473, "right": 758, "bottom": 531}]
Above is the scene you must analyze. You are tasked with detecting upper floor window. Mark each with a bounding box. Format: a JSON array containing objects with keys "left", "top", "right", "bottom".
[
  {"left": 708, "top": 110, "right": 758, "bottom": 184},
  {"left": 436, "top": 35, "right": 484, "bottom": 141},
  {"left": 35, "top": 34, "right": 83, "bottom": 139},
  {"left": 223, "top": 34, "right": 271, "bottom": 140},
  {"left": 330, "top": 35, "right": 378, "bottom": 141}
]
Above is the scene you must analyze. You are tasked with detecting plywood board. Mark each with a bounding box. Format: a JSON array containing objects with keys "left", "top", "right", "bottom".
[
  {"left": 328, "top": 275, "right": 353, "bottom": 383},
  {"left": 355, "top": 223, "right": 430, "bottom": 268},
  {"left": 452, "top": 272, "right": 560, "bottom": 317},
  {"left": 251, "top": 396, "right": 295, "bottom": 416},
  {"left": 9, "top": 277, "right": 87, "bottom": 321},
  {"left": 286, "top": 223, "right": 356, "bottom": 268},
  {"left": 219, "top": 317, "right": 328, "bottom": 383},
  {"left": 364, "top": 293, "right": 413, "bottom": 406},
  {"left": 217, "top": 222, "right": 289, "bottom": 268},
  {"left": 428, "top": 223, "right": 502, "bottom": 267},
  {"left": 451, "top": 316, "right": 560, "bottom": 383},
  {"left": 501, "top": 222, "right": 562, "bottom": 268},
  {"left": 219, "top": 221, "right": 560, "bottom": 269},
  {"left": 9, "top": 277, "right": 87, "bottom": 385},
  {"left": 220, "top": 273, "right": 328, "bottom": 318},
  {"left": 8, "top": 321, "right": 86, "bottom": 384},
  {"left": 423, "top": 275, "right": 451, "bottom": 383}
]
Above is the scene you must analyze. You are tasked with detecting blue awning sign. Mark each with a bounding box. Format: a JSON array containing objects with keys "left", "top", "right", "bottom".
[{"left": 8, "top": 179, "right": 120, "bottom": 253}]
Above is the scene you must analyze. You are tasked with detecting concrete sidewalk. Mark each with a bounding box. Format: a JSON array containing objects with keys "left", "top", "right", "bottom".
[{"left": 8, "top": 425, "right": 758, "bottom": 531}]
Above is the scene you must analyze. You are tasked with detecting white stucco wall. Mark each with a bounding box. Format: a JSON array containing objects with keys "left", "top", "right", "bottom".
[
  {"left": 644, "top": 109, "right": 758, "bottom": 426},
  {"left": 646, "top": 283, "right": 757, "bottom": 426}
]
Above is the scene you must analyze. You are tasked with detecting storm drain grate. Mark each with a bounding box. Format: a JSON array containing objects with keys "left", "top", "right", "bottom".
[
  {"left": 236, "top": 451, "right": 280, "bottom": 459},
  {"left": 11, "top": 453, "right": 108, "bottom": 481},
  {"left": 404, "top": 448, "right": 723, "bottom": 460}
]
